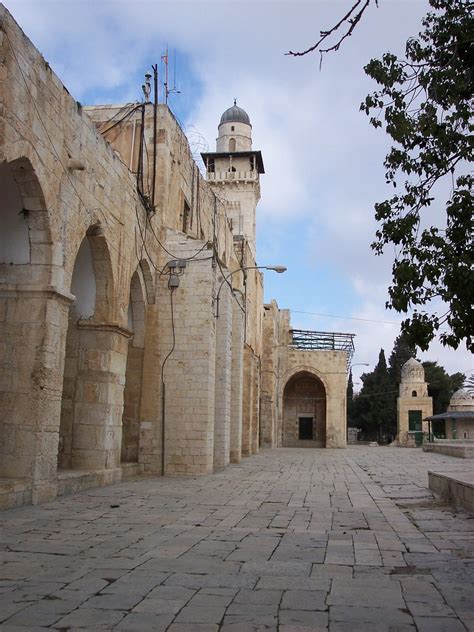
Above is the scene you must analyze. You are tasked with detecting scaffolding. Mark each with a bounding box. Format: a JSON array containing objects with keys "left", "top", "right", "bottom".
[{"left": 290, "top": 329, "right": 355, "bottom": 369}]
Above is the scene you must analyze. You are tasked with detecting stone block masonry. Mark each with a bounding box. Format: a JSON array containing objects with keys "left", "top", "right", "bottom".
[{"left": 157, "top": 232, "right": 218, "bottom": 475}]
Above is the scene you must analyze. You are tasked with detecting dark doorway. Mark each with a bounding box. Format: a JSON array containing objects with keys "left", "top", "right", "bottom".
[
  {"left": 299, "top": 417, "right": 314, "bottom": 440},
  {"left": 408, "top": 410, "right": 423, "bottom": 446}
]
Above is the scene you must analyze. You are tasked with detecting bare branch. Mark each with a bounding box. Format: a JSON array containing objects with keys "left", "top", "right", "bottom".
[{"left": 286, "top": 0, "right": 375, "bottom": 59}]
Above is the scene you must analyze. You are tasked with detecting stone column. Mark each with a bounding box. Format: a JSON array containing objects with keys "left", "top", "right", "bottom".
[
  {"left": 213, "top": 280, "right": 232, "bottom": 470},
  {"left": 325, "top": 372, "right": 347, "bottom": 449},
  {"left": 71, "top": 321, "right": 131, "bottom": 470},
  {"left": 230, "top": 296, "right": 244, "bottom": 463},
  {"left": 251, "top": 356, "right": 260, "bottom": 454},
  {"left": 0, "top": 286, "right": 73, "bottom": 503},
  {"left": 157, "top": 236, "right": 216, "bottom": 475},
  {"left": 242, "top": 345, "right": 253, "bottom": 457},
  {"left": 138, "top": 304, "right": 162, "bottom": 473}
]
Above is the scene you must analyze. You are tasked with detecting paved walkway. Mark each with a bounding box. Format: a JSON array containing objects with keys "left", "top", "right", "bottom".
[{"left": 1, "top": 447, "right": 474, "bottom": 631}]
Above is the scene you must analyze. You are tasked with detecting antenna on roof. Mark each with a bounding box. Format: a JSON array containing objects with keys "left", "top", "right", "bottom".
[{"left": 162, "top": 46, "right": 181, "bottom": 105}]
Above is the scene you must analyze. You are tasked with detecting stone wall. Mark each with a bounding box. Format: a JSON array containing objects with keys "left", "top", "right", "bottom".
[
  {"left": 0, "top": 6, "right": 261, "bottom": 508},
  {"left": 260, "top": 301, "right": 348, "bottom": 449}
]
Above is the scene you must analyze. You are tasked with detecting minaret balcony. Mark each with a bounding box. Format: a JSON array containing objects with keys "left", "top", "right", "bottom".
[{"left": 207, "top": 170, "right": 258, "bottom": 183}]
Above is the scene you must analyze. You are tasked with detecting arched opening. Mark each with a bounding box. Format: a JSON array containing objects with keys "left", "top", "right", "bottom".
[
  {"left": 121, "top": 270, "right": 146, "bottom": 463},
  {"left": 0, "top": 158, "right": 54, "bottom": 486},
  {"left": 0, "top": 161, "right": 30, "bottom": 264},
  {"left": 282, "top": 371, "right": 326, "bottom": 447},
  {"left": 58, "top": 226, "right": 115, "bottom": 471},
  {"left": 229, "top": 138, "right": 236, "bottom": 152},
  {"left": 412, "top": 390, "right": 417, "bottom": 397}
]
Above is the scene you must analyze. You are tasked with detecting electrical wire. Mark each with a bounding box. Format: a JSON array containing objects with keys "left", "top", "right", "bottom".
[
  {"left": 292, "top": 310, "right": 402, "bottom": 326},
  {"left": 99, "top": 103, "right": 144, "bottom": 136}
]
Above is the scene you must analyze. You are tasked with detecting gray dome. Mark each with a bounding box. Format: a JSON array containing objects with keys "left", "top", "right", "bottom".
[{"left": 219, "top": 103, "right": 251, "bottom": 127}]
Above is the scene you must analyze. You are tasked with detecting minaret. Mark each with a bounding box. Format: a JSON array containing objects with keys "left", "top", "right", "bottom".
[{"left": 201, "top": 101, "right": 264, "bottom": 257}]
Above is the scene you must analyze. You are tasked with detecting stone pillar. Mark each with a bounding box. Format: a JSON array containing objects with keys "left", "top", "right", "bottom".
[
  {"left": 138, "top": 304, "right": 162, "bottom": 473},
  {"left": 325, "top": 390, "right": 347, "bottom": 448},
  {"left": 251, "top": 357, "right": 260, "bottom": 454},
  {"left": 157, "top": 235, "right": 216, "bottom": 475},
  {"left": 71, "top": 321, "right": 131, "bottom": 470},
  {"left": 230, "top": 297, "right": 244, "bottom": 463},
  {"left": 0, "top": 286, "right": 73, "bottom": 503},
  {"left": 242, "top": 345, "right": 253, "bottom": 457},
  {"left": 213, "top": 280, "right": 232, "bottom": 470}
]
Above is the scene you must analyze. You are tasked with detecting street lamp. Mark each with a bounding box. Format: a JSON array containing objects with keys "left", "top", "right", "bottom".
[
  {"left": 349, "top": 363, "right": 369, "bottom": 371},
  {"left": 215, "top": 265, "right": 287, "bottom": 316}
]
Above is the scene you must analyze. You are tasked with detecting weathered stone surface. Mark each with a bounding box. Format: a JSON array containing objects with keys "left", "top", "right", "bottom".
[{"left": 1, "top": 447, "right": 474, "bottom": 632}]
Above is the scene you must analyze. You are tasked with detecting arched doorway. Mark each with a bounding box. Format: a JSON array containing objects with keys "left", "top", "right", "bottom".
[
  {"left": 282, "top": 371, "right": 326, "bottom": 447},
  {"left": 58, "top": 224, "right": 120, "bottom": 471},
  {"left": 121, "top": 270, "right": 146, "bottom": 463}
]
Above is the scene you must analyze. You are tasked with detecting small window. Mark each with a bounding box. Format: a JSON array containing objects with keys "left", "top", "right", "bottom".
[
  {"left": 207, "top": 158, "right": 215, "bottom": 173},
  {"left": 182, "top": 199, "right": 190, "bottom": 233},
  {"left": 229, "top": 138, "right": 236, "bottom": 152},
  {"left": 412, "top": 390, "right": 417, "bottom": 397},
  {"left": 250, "top": 156, "right": 255, "bottom": 171},
  {"left": 231, "top": 125, "right": 235, "bottom": 131},
  {"left": 299, "top": 417, "right": 314, "bottom": 440},
  {"left": 228, "top": 166, "right": 236, "bottom": 172}
]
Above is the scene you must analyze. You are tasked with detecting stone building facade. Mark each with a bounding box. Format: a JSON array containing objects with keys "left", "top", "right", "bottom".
[
  {"left": 427, "top": 389, "right": 474, "bottom": 441},
  {"left": 260, "top": 301, "right": 350, "bottom": 449},
  {"left": 0, "top": 6, "right": 351, "bottom": 510},
  {"left": 396, "top": 358, "right": 433, "bottom": 446}
]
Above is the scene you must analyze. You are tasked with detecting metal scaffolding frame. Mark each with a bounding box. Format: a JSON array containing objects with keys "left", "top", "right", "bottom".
[{"left": 289, "top": 329, "right": 355, "bottom": 369}]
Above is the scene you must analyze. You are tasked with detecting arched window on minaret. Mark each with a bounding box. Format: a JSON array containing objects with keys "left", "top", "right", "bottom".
[{"left": 229, "top": 138, "right": 236, "bottom": 152}]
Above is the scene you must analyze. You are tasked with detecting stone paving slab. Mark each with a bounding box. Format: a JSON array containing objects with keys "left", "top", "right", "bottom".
[{"left": 1, "top": 447, "right": 474, "bottom": 630}]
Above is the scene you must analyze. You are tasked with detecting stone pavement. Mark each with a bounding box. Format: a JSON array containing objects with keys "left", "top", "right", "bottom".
[{"left": 1, "top": 447, "right": 474, "bottom": 632}]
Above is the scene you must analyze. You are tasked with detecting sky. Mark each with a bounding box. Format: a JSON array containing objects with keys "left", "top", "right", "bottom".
[{"left": 4, "top": 0, "right": 472, "bottom": 389}]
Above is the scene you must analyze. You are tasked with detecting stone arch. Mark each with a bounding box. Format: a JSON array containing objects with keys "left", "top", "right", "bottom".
[
  {"left": 121, "top": 269, "right": 147, "bottom": 463},
  {"left": 412, "top": 390, "right": 417, "bottom": 397},
  {"left": 59, "top": 225, "right": 121, "bottom": 471},
  {"left": 138, "top": 258, "right": 155, "bottom": 304},
  {"left": 68, "top": 224, "right": 115, "bottom": 322},
  {"left": 0, "top": 156, "right": 52, "bottom": 279},
  {"left": 281, "top": 368, "right": 327, "bottom": 448},
  {"left": 0, "top": 156, "right": 59, "bottom": 491},
  {"left": 229, "top": 138, "right": 236, "bottom": 152}
]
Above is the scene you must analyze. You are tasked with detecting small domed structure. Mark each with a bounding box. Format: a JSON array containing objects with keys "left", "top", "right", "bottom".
[
  {"left": 219, "top": 102, "right": 251, "bottom": 127},
  {"left": 449, "top": 388, "right": 474, "bottom": 412},
  {"left": 401, "top": 357, "right": 425, "bottom": 383}
]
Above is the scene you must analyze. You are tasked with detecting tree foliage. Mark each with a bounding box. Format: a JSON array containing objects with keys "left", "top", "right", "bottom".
[
  {"left": 361, "top": 0, "right": 473, "bottom": 352},
  {"left": 423, "top": 360, "right": 465, "bottom": 414},
  {"left": 388, "top": 332, "right": 417, "bottom": 384},
  {"left": 289, "top": 0, "right": 473, "bottom": 352},
  {"left": 352, "top": 349, "right": 397, "bottom": 441}
]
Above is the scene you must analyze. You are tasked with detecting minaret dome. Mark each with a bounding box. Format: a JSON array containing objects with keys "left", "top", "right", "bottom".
[{"left": 217, "top": 100, "right": 252, "bottom": 152}]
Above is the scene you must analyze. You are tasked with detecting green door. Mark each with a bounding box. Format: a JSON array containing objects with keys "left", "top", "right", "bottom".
[{"left": 409, "top": 410, "right": 423, "bottom": 446}]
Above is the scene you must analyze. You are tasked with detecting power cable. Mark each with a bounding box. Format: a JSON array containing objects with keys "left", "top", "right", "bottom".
[{"left": 292, "top": 310, "right": 402, "bottom": 326}]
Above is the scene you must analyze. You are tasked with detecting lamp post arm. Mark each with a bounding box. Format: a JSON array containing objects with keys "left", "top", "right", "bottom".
[{"left": 215, "top": 265, "right": 285, "bottom": 317}]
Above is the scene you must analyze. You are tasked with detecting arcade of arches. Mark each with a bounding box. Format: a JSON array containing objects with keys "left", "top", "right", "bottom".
[{"left": 0, "top": 5, "right": 350, "bottom": 510}]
